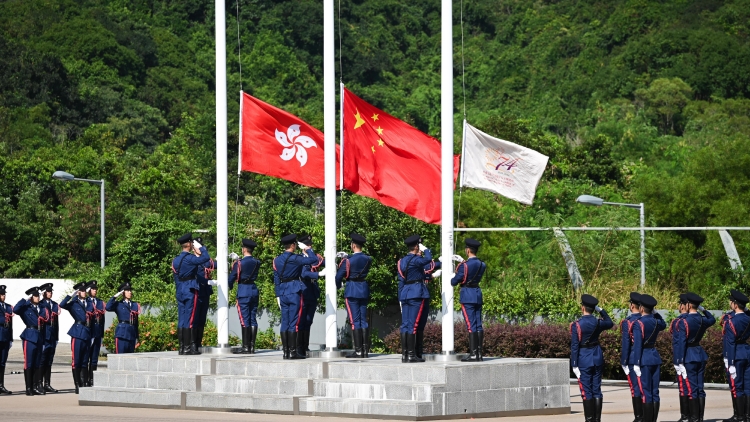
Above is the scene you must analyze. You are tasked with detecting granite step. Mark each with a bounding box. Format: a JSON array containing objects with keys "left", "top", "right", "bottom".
[
  {"left": 79, "top": 386, "right": 184, "bottom": 408},
  {"left": 213, "top": 356, "right": 324, "bottom": 378},
  {"left": 199, "top": 375, "right": 312, "bottom": 395},
  {"left": 93, "top": 370, "right": 200, "bottom": 391},
  {"left": 299, "top": 396, "right": 433, "bottom": 418},
  {"left": 184, "top": 391, "right": 303, "bottom": 413},
  {"left": 314, "top": 378, "right": 441, "bottom": 401},
  {"left": 106, "top": 353, "right": 214, "bottom": 375}
]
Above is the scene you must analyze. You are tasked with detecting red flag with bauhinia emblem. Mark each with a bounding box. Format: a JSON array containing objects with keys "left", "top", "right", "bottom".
[
  {"left": 240, "top": 91, "right": 339, "bottom": 188},
  {"left": 342, "top": 88, "right": 460, "bottom": 224}
]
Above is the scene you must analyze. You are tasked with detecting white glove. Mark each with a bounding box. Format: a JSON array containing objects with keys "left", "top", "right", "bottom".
[
  {"left": 451, "top": 254, "right": 465, "bottom": 263},
  {"left": 698, "top": 305, "right": 705, "bottom": 312},
  {"left": 193, "top": 240, "right": 203, "bottom": 249},
  {"left": 730, "top": 365, "right": 737, "bottom": 379},
  {"left": 622, "top": 365, "right": 630, "bottom": 375},
  {"left": 276, "top": 297, "right": 281, "bottom": 309},
  {"left": 336, "top": 251, "right": 348, "bottom": 258},
  {"left": 114, "top": 291, "right": 123, "bottom": 298},
  {"left": 634, "top": 365, "right": 642, "bottom": 377},
  {"left": 572, "top": 367, "right": 581, "bottom": 379},
  {"left": 228, "top": 252, "right": 239, "bottom": 260},
  {"left": 595, "top": 306, "right": 603, "bottom": 313},
  {"left": 725, "top": 358, "right": 729, "bottom": 369},
  {"left": 418, "top": 243, "right": 427, "bottom": 252},
  {"left": 297, "top": 242, "right": 306, "bottom": 250},
  {"left": 317, "top": 269, "right": 326, "bottom": 278},
  {"left": 679, "top": 364, "right": 687, "bottom": 379},
  {"left": 673, "top": 364, "right": 680, "bottom": 375},
  {"left": 399, "top": 301, "right": 403, "bottom": 312},
  {"left": 207, "top": 280, "right": 218, "bottom": 286},
  {"left": 432, "top": 269, "right": 442, "bottom": 278}
]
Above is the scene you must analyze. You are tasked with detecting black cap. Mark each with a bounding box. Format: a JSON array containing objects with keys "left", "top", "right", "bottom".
[
  {"left": 465, "top": 238, "right": 481, "bottom": 249},
  {"left": 39, "top": 282, "right": 54, "bottom": 293},
  {"left": 731, "top": 289, "right": 749, "bottom": 306},
  {"left": 73, "top": 282, "right": 87, "bottom": 292},
  {"left": 404, "top": 235, "right": 421, "bottom": 247},
  {"left": 176, "top": 232, "right": 192, "bottom": 244},
  {"left": 299, "top": 234, "right": 313, "bottom": 246},
  {"left": 629, "top": 292, "right": 642, "bottom": 305},
  {"left": 118, "top": 282, "right": 133, "bottom": 292},
  {"left": 685, "top": 292, "right": 704, "bottom": 306},
  {"left": 350, "top": 233, "right": 366, "bottom": 245},
  {"left": 242, "top": 239, "right": 257, "bottom": 249},
  {"left": 678, "top": 293, "right": 688, "bottom": 304},
  {"left": 640, "top": 294, "right": 657, "bottom": 308},
  {"left": 581, "top": 294, "right": 599, "bottom": 308},
  {"left": 87, "top": 280, "right": 99, "bottom": 290},
  {"left": 25, "top": 287, "right": 40, "bottom": 297},
  {"left": 0, "top": 285, "right": 6, "bottom": 295},
  {"left": 281, "top": 234, "right": 297, "bottom": 245}
]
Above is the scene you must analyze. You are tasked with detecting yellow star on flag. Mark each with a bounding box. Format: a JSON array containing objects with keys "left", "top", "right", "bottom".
[
  {"left": 377, "top": 139, "right": 385, "bottom": 147},
  {"left": 371, "top": 146, "right": 376, "bottom": 153},
  {"left": 371, "top": 113, "right": 379, "bottom": 121},
  {"left": 354, "top": 109, "right": 366, "bottom": 129},
  {"left": 376, "top": 126, "right": 384, "bottom": 135}
]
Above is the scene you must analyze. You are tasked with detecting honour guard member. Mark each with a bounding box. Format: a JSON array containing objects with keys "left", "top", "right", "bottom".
[
  {"left": 0, "top": 285, "right": 12, "bottom": 395},
  {"left": 451, "top": 238, "right": 487, "bottom": 362},
  {"left": 671, "top": 293, "right": 690, "bottom": 422},
  {"left": 14, "top": 286, "right": 46, "bottom": 395},
  {"left": 60, "top": 282, "right": 91, "bottom": 394},
  {"left": 171, "top": 233, "right": 211, "bottom": 355},
  {"left": 721, "top": 289, "right": 750, "bottom": 422},
  {"left": 195, "top": 239, "right": 215, "bottom": 349},
  {"left": 39, "top": 283, "right": 60, "bottom": 393},
  {"left": 631, "top": 294, "right": 666, "bottom": 422},
  {"left": 86, "top": 281, "right": 105, "bottom": 386},
  {"left": 621, "top": 292, "right": 643, "bottom": 421},
  {"left": 397, "top": 235, "right": 433, "bottom": 363},
  {"left": 415, "top": 258, "right": 441, "bottom": 360},
  {"left": 274, "top": 233, "right": 319, "bottom": 359},
  {"left": 106, "top": 282, "right": 141, "bottom": 354},
  {"left": 571, "top": 294, "right": 614, "bottom": 422},
  {"left": 229, "top": 238, "right": 261, "bottom": 354},
  {"left": 674, "top": 292, "right": 715, "bottom": 422},
  {"left": 299, "top": 234, "right": 324, "bottom": 357},
  {"left": 336, "top": 233, "right": 373, "bottom": 359}
]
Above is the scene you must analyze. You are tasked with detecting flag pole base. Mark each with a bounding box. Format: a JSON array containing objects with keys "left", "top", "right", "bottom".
[{"left": 425, "top": 352, "right": 468, "bottom": 362}]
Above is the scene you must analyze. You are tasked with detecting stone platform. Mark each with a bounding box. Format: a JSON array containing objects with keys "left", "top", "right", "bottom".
[{"left": 79, "top": 351, "right": 570, "bottom": 420}]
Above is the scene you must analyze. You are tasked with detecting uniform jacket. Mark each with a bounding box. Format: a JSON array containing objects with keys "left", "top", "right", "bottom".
[
  {"left": 450, "top": 257, "right": 486, "bottom": 305},
  {"left": 87, "top": 297, "right": 106, "bottom": 338},
  {"left": 197, "top": 258, "right": 216, "bottom": 297},
  {"left": 674, "top": 310, "right": 716, "bottom": 364},
  {"left": 229, "top": 255, "right": 261, "bottom": 299},
  {"left": 41, "top": 298, "right": 60, "bottom": 342},
  {"left": 0, "top": 301, "right": 12, "bottom": 342},
  {"left": 669, "top": 313, "right": 687, "bottom": 365},
  {"left": 14, "top": 299, "right": 47, "bottom": 343},
  {"left": 336, "top": 252, "right": 373, "bottom": 299},
  {"left": 60, "top": 295, "right": 91, "bottom": 341},
  {"left": 629, "top": 313, "right": 666, "bottom": 366},
  {"left": 620, "top": 312, "right": 641, "bottom": 366},
  {"left": 420, "top": 259, "right": 441, "bottom": 299},
  {"left": 570, "top": 310, "right": 614, "bottom": 368},
  {"left": 273, "top": 248, "right": 318, "bottom": 297},
  {"left": 301, "top": 254, "right": 324, "bottom": 302},
  {"left": 396, "top": 250, "right": 433, "bottom": 301},
  {"left": 171, "top": 247, "right": 211, "bottom": 293},
  {"left": 106, "top": 297, "right": 141, "bottom": 341},
  {"left": 723, "top": 310, "right": 750, "bottom": 366}
]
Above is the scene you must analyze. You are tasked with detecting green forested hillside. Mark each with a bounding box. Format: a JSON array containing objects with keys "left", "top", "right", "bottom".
[{"left": 1, "top": 0, "right": 749, "bottom": 316}]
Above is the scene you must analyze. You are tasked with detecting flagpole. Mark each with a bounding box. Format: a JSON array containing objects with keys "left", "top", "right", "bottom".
[
  {"left": 215, "top": 0, "right": 230, "bottom": 349},
  {"left": 339, "top": 83, "right": 344, "bottom": 191},
  {"left": 440, "top": 0, "right": 456, "bottom": 357}
]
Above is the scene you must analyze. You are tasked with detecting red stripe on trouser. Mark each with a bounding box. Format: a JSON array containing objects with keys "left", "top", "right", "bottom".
[
  {"left": 189, "top": 289, "right": 198, "bottom": 327},
  {"left": 578, "top": 379, "right": 587, "bottom": 399},
  {"left": 677, "top": 376, "right": 684, "bottom": 396},
  {"left": 116, "top": 338, "right": 119, "bottom": 354},
  {"left": 71, "top": 339, "right": 75, "bottom": 368},
  {"left": 627, "top": 373, "right": 635, "bottom": 397},
  {"left": 237, "top": 302, "right": 246, "bottom": 327},
  {"left": 685, "top": 374, "right": 693, "bottom": 398},
  {"left": 730, "top": 373, "right": 738, "bottom": 398},
  {"left": 296, "top": 296, "right": 304, "bottom": 332},
  {"left": 461, "top": 304, "right": 472, "bottom": 332},
  {"left": 413, "top": 299, "right": 425, "bottom": 334},
  {"left": 637, "top": 376, "right": 646, "bottom": 403},
  {"left": 23, "top": 340, "right": 28, "bottom": 370},
  {"left": 345, "top": 299, "right": 355, "bottom": 330}
]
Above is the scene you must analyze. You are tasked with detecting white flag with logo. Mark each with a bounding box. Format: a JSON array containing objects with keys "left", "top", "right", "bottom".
[{"left": 460, "top": 121, "right": 549, "bottom": 205}]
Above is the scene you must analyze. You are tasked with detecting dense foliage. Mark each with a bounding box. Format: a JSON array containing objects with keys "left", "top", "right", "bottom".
[{"left": 1, "top": 0, "right": 750, "bottom": 324}]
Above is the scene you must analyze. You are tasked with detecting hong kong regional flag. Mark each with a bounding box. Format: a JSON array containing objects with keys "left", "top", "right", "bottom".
[
  {"left": 343, "top": 88, "right": 459, "bottom": 224},
  {"left": 240, "top": 91, "right": 338, "bottom": 189}
]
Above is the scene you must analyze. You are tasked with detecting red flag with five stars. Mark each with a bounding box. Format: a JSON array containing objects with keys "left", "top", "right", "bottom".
[{"left": 342, "top": 88, "right": 459, "bottom": 224}]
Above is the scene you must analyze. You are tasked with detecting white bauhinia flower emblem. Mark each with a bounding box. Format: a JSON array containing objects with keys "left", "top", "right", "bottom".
[{"left": 276, "top": 124, "right": 316, "bottom": 167}]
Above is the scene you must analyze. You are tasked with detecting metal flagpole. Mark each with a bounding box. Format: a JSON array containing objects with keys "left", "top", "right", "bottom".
[
  {"left": 215, "top": 0, "right": 230, "bottom": 349},
  {"left": 440, "top": 0, "right": 456, "bottom": 358}
]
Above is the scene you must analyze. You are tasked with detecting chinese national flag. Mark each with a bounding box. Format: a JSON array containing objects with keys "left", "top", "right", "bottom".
[
  {"left": 240, "top": 92, "right": 339, "bottom": 189},
  {"left": 343, "top": 88, "right": 459, "bottom": 224}
]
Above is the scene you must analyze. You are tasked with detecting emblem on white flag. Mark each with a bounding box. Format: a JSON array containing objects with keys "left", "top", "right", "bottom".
[
  {"left": 276, "top": 124, "right": 317, "bottom": 167},
  {"left": 460, "top": 121, "right": 549, "bottom": 205}
]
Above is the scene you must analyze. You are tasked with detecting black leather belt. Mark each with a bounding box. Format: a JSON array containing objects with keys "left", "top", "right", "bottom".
[
  {"left": 280, "top": 278, "right": 299, "bottom": 283},
  {"left": 403, "top": 280, "right": 422, "bottom": 285},
  {"left": 118, "top": 321, "right": 131, "bottom": 325},
  {"left": 581, "top": 342, "right": 600, "bottom": 349},
  {"left": 74, "top": 321, "right": 91, "bottom": 327},
  {"left": 347, "top": 279, "right": 367, "bottom": 282},
  {"left": 687, "top": 342, "right": 701, "bottom": 347},
  {"left": 238, "top": 280, "right": 255, "bottom": 285},
  {"left": 643, "top": 345, "right": 655, "bottom": 349},
  {"left": 26, "top": 326, "right": 40, "bottom": 330},
  {"left": 462, "top": 284, "right": 480, "bottom": 288},
  {"left": 178, "top": 278, "right": 195, "bottom": 282}
]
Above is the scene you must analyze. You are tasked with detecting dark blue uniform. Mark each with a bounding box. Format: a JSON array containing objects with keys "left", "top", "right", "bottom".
[
  {"left": 171, "top": 247, "right": 211, "bottom": 328},
  {"left": 86, "top": 296, "right": 105, "bottom": 370},
  {"left": 724, "top": 310, "right": 750, "bottom": 398},
  {"left": 417, "top": 260, "right": 440, "bottom": 333},
  {"left": 195, "top": 258, "right": 215, "bottom": 346},
  {"left": 669, "top": 313, "right": 688, "bottom": 401},
  {"left": 397, "top": 250, "right": 433, "bottom": 334},
  {"left": 571, "top": 310, "right": 614, "bottom": 399},
  {"left": 630, "top": 313, "right": 667, "bottom": 403},
  {"left": 229, "top": 255, "right": 261, "bottom": 328},
  {"left": 300, "top": 254, "right": 324, "bottom": 331},
  {"left": 674, "top": 310, "right": 716, "bottom": 400},
  {"left": 336, "top": 252, "right": 373, "bottom": 330},
  {"left": 106, "top": 297, "right": 141, "bottom": 354},
  {"left": 451, "top": 257, "right": 486, "bottom": 333},
  {"left": 60, "top": 295, "right": 92, "bottom": 370},
  {"left": 274, "top": 248, "right": 318, "bottom": 332},
  {"left": 40, "top": 298, "right": 59, "bottom": 369},
  {"left": 0, "top": 301, "right": 11, "bottom": 369},
  {"left": 14, "top": 299, "right": 47, "bottom": 370},
  {"left": 621, "top": 312, "right": 642, "bottom": 399}
]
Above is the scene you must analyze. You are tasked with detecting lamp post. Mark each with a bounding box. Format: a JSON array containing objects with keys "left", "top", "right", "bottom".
[
  {"left": 52, "top": 171, "right": 105, "bottom": 268},
  {"left": 576, "top": 195, "right": 645, "bottom": 287}
]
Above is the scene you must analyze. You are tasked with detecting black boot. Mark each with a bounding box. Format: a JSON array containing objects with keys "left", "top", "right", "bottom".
[
  {"left": 33, "top": 367, "right": 45, "bottom": 395},
  {"left": 653, "top": 401, "right": 660, "bottom": 422},
  {"left": 289, "top": 331, "right": 305, "bottom": 359},
  {"left": 346, "top": 329, "right": 362, "bottom": 358},
  {"left": 90, "top": 364, "right": 97, "bottom": 387},
  {"left": 745, "top": 396, "right": 750, "bottom": 422},
  {"left": 281, "top": 331, "right": 289, "bottom": 359},
  {"left": 25, "top": 369, "right": 33, "bottom": 396},
  {"left": 0, "top": 367, "right": 10, "bottom": 394},
  {"left": 462, "top": 332, "right": 479, "bottom": 362},
  {"left": 363, "top": 327, "right": 371, "bottom": 358},
  {"left": 632, "top": 397, "right": 643, "bottom": 422},
  {"left": 406, "top": 333, "right": 424, "bottom": 363},
  {"left": 593, "top": 397, "right": 603, "bottom": 422},
  {"left": 642, "top": 402, "right": 653, "bottom": 422},
  {"left": 236, "top": 327, "right": 250, "bottom": 354},
  {"left": 678, "top": 395, "right": 689, "bottom": 422},
  {"left": 44, "top": 366, "right": 58, "bottom": 392},
  {"left": 187, "top": 327, "right": 201, "bottom": 355},
  {"left": 72, "top": 368, "right": 80, "bottom": 394},
  {"left": 477, "top": 331, "right": 484, "bottom": 361},
  {"left": 249, "top": 326, "right": 258, "bottom": 354},
  {"left": 297, "top": 331, "right": 309, "bottom": 357},
  {"left": 725, "top": 397, "right": 740, "bottom": 422},
  {"left": 197, "top": 325, "right": 204, "bottom": 348},
  {"left": 582, "top": 399, "right": 594, "bottom": 422},
  {"left": 415, "top": 330, "right": 424, "bottom": 359},
  {"left": 177, "top": 328, "right": 185, "bottom": 355},
  {"left": 80, "top": 365, "right": 89, "bottom": 389},
  {"left": 400, "top": 332, "right": 407, "bottom": 363},
  {"left": 688, "top": 398, "right": 700, "bottom": 422},
  {"left": 698, "top": 397, "right": 705, "bottom": 422}
]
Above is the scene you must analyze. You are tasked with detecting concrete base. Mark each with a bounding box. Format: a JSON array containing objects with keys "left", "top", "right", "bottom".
[{"left": 80, "top": 351, "right": 570, "bottom": 420}]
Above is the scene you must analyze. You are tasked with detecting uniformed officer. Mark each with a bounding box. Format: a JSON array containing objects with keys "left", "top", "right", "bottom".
[
  {"left": 0, "top": 285, "right": 12, "bottom": 395},
  {"left": 415, "top": 258, "right": 441, "bottom": 359},
  {"left": 451, "top": 238, "right": 487, "bottom": 362},
  {"left": 274, "top": 233, "right": 319, "bottom": 359},
  {"left": 631, "top": 294, "right": 666, "bottom": 422},
  {"left": 721, "top": 289, "right": 750, "bottom": 422},
  {"left": 60, "top": 282, "right": 91, "bottom": 394},
  {"left": 39, "top": 282, "right": 60, "bottom": 393},
  {"left": 229, "top": 238, "right": 261, "bottom": 354},
  {"left": 106, "top": 282, "right": 141, "bottom": 354},
  {"left": 336, "top": 233, "right": 373, "bottom": 359},
  {"left": 299, "top": 234, "right": 324, "bottom": 357},
  {"left": 171, "top": 233, "right": 211, "bottom": 355},
  {"left": 397, "top": 234, "right": 433, "bottom": 363},
  {"left": 671, "top": 293, "right": 690, "bottom": 422},
  {"left": 86, "top": 280, "right": 105, "bottom": 387},
  {"left": 14, "top": 286, "right": 47, "bottom": 396},
  {"left": 571, "top": 294, "right": 614, "bottom": 422},
  {"left": 620, "top": 292, "right": 643, "bottom": 421},
  {"left": 195, "top": 240, "right": 215, "bottom": 349}
]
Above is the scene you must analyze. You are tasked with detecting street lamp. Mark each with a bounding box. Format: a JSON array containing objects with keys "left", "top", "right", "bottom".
[
  {"left": 576, "top": 195, "right": 645, "bottom": 287},
  {"left": 52, "top": 171, "right": 105, "bottom": 268}
]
